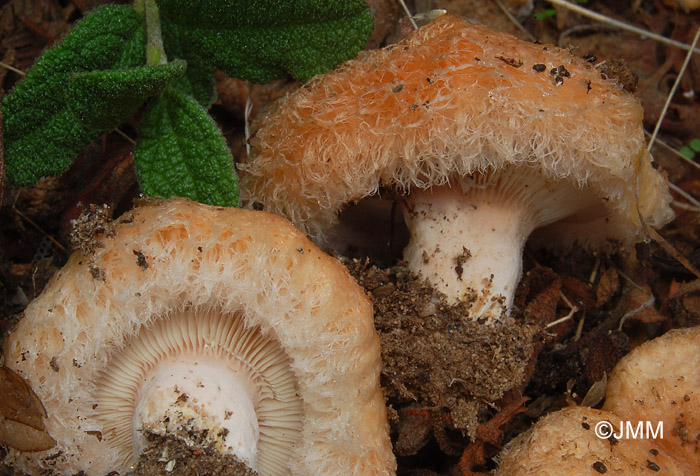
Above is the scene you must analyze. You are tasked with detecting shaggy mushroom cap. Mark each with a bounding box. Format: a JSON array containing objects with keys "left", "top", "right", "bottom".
[
  {"left": 3, "top": 198, "right": 395, "bottom": 476},
  {"left": 241, "top": 14, "right": 673, "bottom": 321},
  {"left": 495, "top": 326, "right": 700, "bottom": 475},
  {"left": 602, "top": 326, "right": 700, "bottom": 474}
]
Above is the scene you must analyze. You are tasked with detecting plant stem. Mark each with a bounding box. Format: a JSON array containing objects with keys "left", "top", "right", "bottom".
[
  {"left": 133, "top": 0, "right": 145, "bottom": 16},
  {"left": 144, "top": 0, "right": 167, "bottom": 66}
]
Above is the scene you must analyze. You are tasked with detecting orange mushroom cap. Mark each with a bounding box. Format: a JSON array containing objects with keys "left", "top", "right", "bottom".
[
  {"left": 241, "top": 14, "right": 672, "bottom": 250},
  {"left": 241, "top": 14, "right": 672, "bottom": 318}
]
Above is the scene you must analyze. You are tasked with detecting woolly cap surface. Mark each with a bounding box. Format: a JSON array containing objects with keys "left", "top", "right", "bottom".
[
  {"left": 496, "top": 327, "right": 700, "bottom": 475},
  {"left": 496, "top": 406, "right": 685, "bottom": 476},
  {"left": 3, "top": 198, "right": 395, "bottom": 476},
  {"left": 603, "top": 326, "right": 700, "bottom": 475},
  {"left": 241, "top": 14, "right": 672, "bottom": 249}
]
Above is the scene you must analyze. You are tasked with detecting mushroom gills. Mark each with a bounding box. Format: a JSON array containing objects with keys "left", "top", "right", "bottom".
[
  {"left": 401, "top": 166, "right": 602, "bottom": 321},
  {"left": 93, "top": 308, "right": 303, "bottom": 476}
]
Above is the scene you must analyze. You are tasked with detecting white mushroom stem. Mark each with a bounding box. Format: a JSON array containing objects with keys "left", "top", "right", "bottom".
[
  {"left": 401, "top": 167, "right": 600, "bottom": 322},
  {"left": 132, "top": 354, "right": 260, "bottom": 470}
]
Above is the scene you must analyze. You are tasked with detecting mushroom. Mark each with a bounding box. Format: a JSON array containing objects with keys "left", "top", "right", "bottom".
[
  {"left": 677, "top": 0, "right": 700, "bottom": 10},
  {"left": 240, "top": 15, "right": 673, "bottom": 322},
  {"left": 2, "top": 198, "right": 395, "bottom": 476},
  {"left": 495, "top": 326, "right": 700, "bottom": 475}
]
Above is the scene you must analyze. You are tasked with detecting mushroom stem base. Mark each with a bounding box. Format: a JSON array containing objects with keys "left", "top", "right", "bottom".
[
  {"left": 133, "top": 354, "right": 260, "bottom": 470},
  {"left": 402, "top": 186, "right": 527, "bottom": 321},
  {"left": 402, "top": 169, "right": 597, "bottom": 322}
]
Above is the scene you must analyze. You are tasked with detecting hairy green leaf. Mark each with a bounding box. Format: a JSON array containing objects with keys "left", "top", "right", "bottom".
[
  {"left": 160, "top": 19, "right": 217, "bottom": 107},
  {"left": 157, "top": 0, "right": 373, "bottom": 83},
  {"left": 2, "top": 5, "right": 146, "bottom": 185},
  {"left": 67, "top": 61, "right": 186, "bottom": 130},
  {"left": 135, "top": 87, "right": 239, "bottom": 206}
]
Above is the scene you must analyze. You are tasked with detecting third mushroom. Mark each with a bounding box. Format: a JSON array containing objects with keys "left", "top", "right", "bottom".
[{"left": 241, "top": 14, "right": 674, "bottom": 322}]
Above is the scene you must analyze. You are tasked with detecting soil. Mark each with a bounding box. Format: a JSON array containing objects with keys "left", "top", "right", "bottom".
[
  {"left": 131, "top": 433, "right": 257, "bottom": 476},
  {"left": 2, "top": 1, "right": 700, "bottom": 476},
  {"left": 345, "top": 259, "right": 539, "bottom": 440}
]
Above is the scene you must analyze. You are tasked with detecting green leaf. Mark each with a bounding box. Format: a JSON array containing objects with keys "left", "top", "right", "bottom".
[
  {"left": 134, "top": 87, "right": 239, "bottom": 206},
  {"left": 2, "top": 5, "right": 146, "bottom": 185},
  {"left": 67, "top": 61, "right": 186, "bottom": 130},
  {"left": 160, "top": 19, "right": 217, "bottom": 107},
  {"left": 534, "top": 9, "right": 557, "bottom": 20},
  {"left": 157, "top": 0, "right": 374, "bottom": 83},
  {"left": 689, "top": 138, "right": 700, "bottom": 153},
  {"left": 680, "top": 146, "right": 696, "bottom": 160}
]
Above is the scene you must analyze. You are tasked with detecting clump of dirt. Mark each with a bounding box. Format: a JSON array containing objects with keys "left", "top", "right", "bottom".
[
  {"left": 69, "top": 202, "right": 114, "bottom": 256},
  {"left": 131, "top": 433, "right": 257, "bottom": 476},
  {"left": 346, "top": 259, "right": 540, "bottom": 440},
  {"left": 68, "top": 203, "right": 115, "bottom": 281}
]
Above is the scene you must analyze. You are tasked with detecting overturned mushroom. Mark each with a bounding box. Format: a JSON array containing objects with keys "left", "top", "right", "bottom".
[
  {"left": 496, "top": 326, "right": 700, "bottom": 475},
  {"left": 3, "top": 198, "right": 395, "bottom": 476},
  {"left": 241, "top": 15, "right": 673, "bottom": 322}
]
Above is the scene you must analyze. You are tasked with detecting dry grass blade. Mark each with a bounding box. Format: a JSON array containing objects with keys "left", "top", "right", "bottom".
[
  {"left": 646, "top": 27, "right": 700, "bottom": 152},
  {"left": 636, "top": 26, "right": 700, "bottom": 279},
  {"left": 11, "top": 193, "right": 68, "bottom": 254},
  {"left": 644, "top": 225, "right": 700, "bottom": 279},
  {"left": 547, "top": 0, "right": 700, "bottom": 54},
  {"left": 397, "top": 0, "right": 418, "bottom": 29},
  {"left": 645, "top": 132, "right": 700, "bottom": 173},
  {"left": 493, "top": 0, "right": 536, "bottom": 40},
  {"left": 113, "top": 127, "right": 136, "bottom": 145},
  {"left": 0, "top": 60, "right": 26, "bottom": 76}
]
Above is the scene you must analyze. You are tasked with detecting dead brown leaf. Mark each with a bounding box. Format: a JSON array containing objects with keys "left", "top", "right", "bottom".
[
  {"left": 595, "top": 266, "right": 620, "bottom": 307},
  {"left": 0, "top": 365, "right": 55, "bottom": 452},
  {"left": 622, "top": 284, "right": 667, "bottom": 324}
]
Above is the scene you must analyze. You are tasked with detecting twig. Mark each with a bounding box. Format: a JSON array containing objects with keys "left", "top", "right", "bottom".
[
  {"left": 545, "top": 307, "right": 577, "bottom": 328},
  {"left": 12, "top": 195, "right": 68, "bottom": 254},
  {"left": 0, "top": 61, "right": 26, "bottom": 76},
  {"left": 245, "top": 82, "right": 253, "bottom": 158},
  {"left": 546, "top": 291, "right": 579, "bottom": 328},
  {"left": 633, "top": 26, "right": 700, "bottom": 280},
  {"left": 671, "top": 201, "right": 700, "bottom": 212},
  {"left": 493, "top": 0, "right": 536, "bottom": 41},
  {"left": 396, "top": 0, "right": 418, "bottom": 30},
  {"left": 647, "top": 27, "right": 700, "bottom": 153},
  {"left": 546, "top": 0, "right": 700, "bottom": 55},
  {"left": 669, "top": 182, "right": 700, "bottom": 209},
  {"left": 574, "top": 312, "right": 585, "bottom": 341},
  {"left": 588, "top": 258, "right": 601, "bottom": 284},
  {"left": 644, "top": 226, "right": 700, "bottom": 279},
  {"left": 645, "top": 131, "right": 700, "bottom": 173},
  {"left": 558, "top": 23, "right": 618, "bottom": 48},
  {"left": 113, "top": 128, "right": 136, "bottom": 145},
  {"left": 616, "top": 269, "right": 654, "bottom": 330}
]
